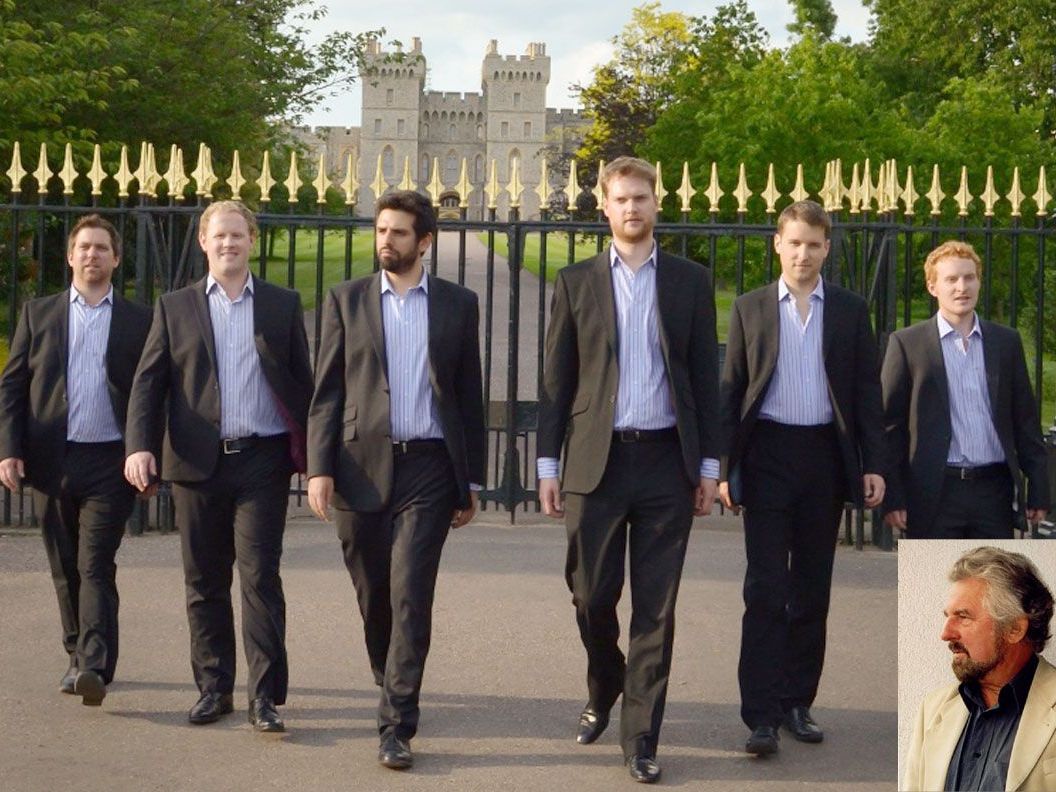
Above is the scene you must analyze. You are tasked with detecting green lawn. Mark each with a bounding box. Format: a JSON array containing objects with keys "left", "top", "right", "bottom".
[
  {"left": 482, "top": 231, "right": 603, "bottom": 280},
  {"left": 256, "top": 228, "right": 376, "bottom": 309}
]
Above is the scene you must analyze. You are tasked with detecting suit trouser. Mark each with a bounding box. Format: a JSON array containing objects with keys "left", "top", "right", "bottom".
[
  {"left": 335, "top": 442, "right": 458, "bottom": 741},
  {"left": 563, "top": 436, "right": 694, "bottom": 758},
  {"left": 170, "top": 435, "right": 291, "bottom": 704},
  {"left": 738, "top": 420, "right": 846, "bottom": 729},
  {"left": 908, "top": 468, "right": 1015, "bottom": 539},
  {"left": 33, "top": 441, "right": 135, "bottom": 683}
]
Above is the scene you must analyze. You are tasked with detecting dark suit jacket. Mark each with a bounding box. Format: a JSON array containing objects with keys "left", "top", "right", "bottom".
[
  {"left": 125, "top": 275, "right": 313, "bottom": 482},
  {"left": 0, "top": 289, "right": 152, "bottom": 494},
  {"left": 307, "top": 272, "right": 486, "bottom": 511},
  {"left": 537, "top": 248, "right": 720, "bottom": 494},
  {"left": 881, "top": 315, "right": 1050, "bottom": 527},
  {"left": 719, "top": 280, "right": 885, "bottom": 506}
]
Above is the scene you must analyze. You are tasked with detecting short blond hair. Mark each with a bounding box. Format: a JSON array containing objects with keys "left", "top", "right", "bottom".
[
  {"left": 777, "top": 200, "right": 831, "bottom": 238},
  {"left": 924, "top": 240, "right": 982, "bottom": 285},
  {"left": 599, "top": 156, "right": 657, "bottom": 198},
  {"left": 199, "top": 200, "right": 259, "bottom": 241}
]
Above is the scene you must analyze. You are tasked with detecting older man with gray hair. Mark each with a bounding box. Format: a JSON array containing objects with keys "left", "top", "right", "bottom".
[{"left": 903, "top": 546, "right": 1056, "bottom": 791}]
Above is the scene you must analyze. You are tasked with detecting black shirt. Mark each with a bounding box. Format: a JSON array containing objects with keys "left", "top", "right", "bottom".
[{"left": 945, "top": 653, "right": 1039, "bottom": 791}]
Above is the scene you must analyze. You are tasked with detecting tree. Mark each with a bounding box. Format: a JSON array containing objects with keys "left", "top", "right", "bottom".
[{"left": 787, "top": 0, "right": 837, "bottom": 40}]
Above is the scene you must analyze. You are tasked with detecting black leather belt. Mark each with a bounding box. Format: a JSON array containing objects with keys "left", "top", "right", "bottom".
[
  {"left": 221, "top": 436, "right": 260, "bottom": 454},
  {"left": 612, "top": 428, "right": 678, "bottom": 443},
  {"left": 944, "top": 463, "right": 1008, "bottom": 481},
  {"left": 393, "top": 438, "right": 446, "bottom": 455}
]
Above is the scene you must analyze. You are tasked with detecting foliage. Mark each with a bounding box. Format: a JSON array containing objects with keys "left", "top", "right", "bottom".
[{"left": 787, "top": 0, "right": 837, "bottom": 39}]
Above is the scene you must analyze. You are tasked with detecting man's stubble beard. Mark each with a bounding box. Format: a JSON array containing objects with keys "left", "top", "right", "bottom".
[
  {"left": 949, "top": 633, "right": 1007, "bottom": 683},
  {"left": 379, "top": 249, "right": 419, "bottom": 275}
]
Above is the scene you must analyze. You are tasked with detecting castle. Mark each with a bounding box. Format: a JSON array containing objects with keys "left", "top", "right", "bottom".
[{"left": 291, "top": 38, "right": 588, "bottom": 220}]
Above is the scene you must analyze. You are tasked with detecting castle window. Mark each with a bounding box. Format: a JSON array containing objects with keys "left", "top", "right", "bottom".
[
  {"left": 382, "top": 145, "right": 395, "bottom": 182},
  {"left": 397, "top": 118, "right": 405, "bottom": 136},
  {"left": 374, "top": 118, "right": 382, "bottom": 135},
  {"left": 513, "top": 92, "right": 521, "bottom": 107},
  {"left": 423, "top": 123, "right": 430, "bottom": 137},
  {"left": 444, "top": 152, "right": 458, "bottom": 185},
  {"left": 475, "top": 155, "right": 484, "bottom": 182},
  {"left": 386, "top": 88, "right": 394, "bottom": 105},
  {"left": 501, "top": 121, "right": 509, "bottom": 139},
  {"left": 420, "top": 155, "right": 430, "bottom": 183},
  {"left": 477, "top": 124, "right": 484, "bottom": 141},
  {"left": 524, "top": 121, "right": 532, "bottom": 138}
]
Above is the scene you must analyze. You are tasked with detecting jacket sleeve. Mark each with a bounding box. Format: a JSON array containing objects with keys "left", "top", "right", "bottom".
[
  {"left": 306, "top": 288, "right": 345, "bottom": 479},
  {"left": 124, "top": 298, "right": 171, "bottom": 460},
  {"left": 719, "top": 298, "right": 749, "bottom": 480},
  {"left": 536, "top": 270, "right": 578, "bottom": 460},
  {"left": 880, "top": 332, "right": 910, "bottom": 513},
  {"left": 852, "top": 299, "right": 886, "bottom": 477},
  {"left": 0, "top": 302, "right": 33, "bottom": 461},
  {"left": 1008, "top": 333, "right": 1050, "bottom": 509},
  {"left": 688, "top": 263, "right": 720, "bottom": 461},
  {"left": 455, "top": 291, "right": 486, "bottom": 486}
]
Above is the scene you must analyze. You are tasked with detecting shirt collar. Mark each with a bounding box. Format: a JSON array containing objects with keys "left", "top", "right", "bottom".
[
  {"left": 937, "top": 311, "right": 982, "bottom": 340},
  {"left": 380, "top": 267, "right": 429, "bottom": 295},
  {"left": 69, "top": 285, "right": 114, "bottom": 306},
  {"left": 958, "top": 652, "right": 1039, "bottom": 714},
  {"left": 777, "top": 276, "right": 825, "bottom": 302},
  {"left": 207, "top": 272, "right": 254, "bottom": 298},
  {"left": 609, "top": 242, "right": 658, "bottom": 271}
]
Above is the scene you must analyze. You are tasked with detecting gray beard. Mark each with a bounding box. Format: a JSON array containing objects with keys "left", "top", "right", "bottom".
[{"left": 950, "top": 637, "right": 1006, "bottom": 683}]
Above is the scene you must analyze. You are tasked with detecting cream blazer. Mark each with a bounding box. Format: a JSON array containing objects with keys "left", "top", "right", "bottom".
[{"left": 902, "top": 656, "right": 1056, "bottom": 791}]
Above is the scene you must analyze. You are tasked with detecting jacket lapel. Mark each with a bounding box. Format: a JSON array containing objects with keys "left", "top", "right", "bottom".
[
  {"left": 759, "top": 281, "right": 780, "bottom": 384},
  {"left": 192, "top": 276, "right": 219, "bottom": 376},
  {"left": 654, "top": 250, "right": 675, "bottom": 368},
  {"left": 587, "top": 251, "right": 617, "bottom": 356},
  {"left": 980, "top": 320, "right": 1001, "bottom": 420},
  {"left": 426, "top": 279, "right": 444, "bottom": 399},
  {"left": 55, "top": 289, "right": 71, "bottom": 383},
  {"left": 1007, "top": 657, "right": 1056, "bottom": 792},
  {"left": 923, "top": 695, "right": 970, "bottom": 791},
  {"left": 364, "top": 272, "right": 389, "bottom": 389},
  {"left": 822, "top": 282, "right": 837, "bottom": 362},
  {"left": 926, "top": 315, "right": 951, "bottom": 416}
]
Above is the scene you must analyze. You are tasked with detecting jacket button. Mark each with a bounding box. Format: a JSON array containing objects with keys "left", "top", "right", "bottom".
[{"left": 609, "top": 395, "right": 615, "bottom": 404}]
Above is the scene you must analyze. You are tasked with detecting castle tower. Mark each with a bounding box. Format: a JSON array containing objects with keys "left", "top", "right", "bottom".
[
  {"left": 358, "top": 37, "right": 425, "bottom": 209},
  {"left": 481, "top": 41, "right": 550, "bottom": 218}
]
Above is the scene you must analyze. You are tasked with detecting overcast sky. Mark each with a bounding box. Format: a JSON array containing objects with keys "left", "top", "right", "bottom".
[{"left": 300, "top": 0, "right": 873, "bottom": 128}]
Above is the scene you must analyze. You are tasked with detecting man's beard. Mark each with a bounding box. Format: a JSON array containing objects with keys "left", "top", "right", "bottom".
[
  {"left": 378, "top": 247, "right": 418, "bottom": 274},
  {"left": 949, "top": 635, "right": 1006, "bottom": 682},
  {"left": 618, "top": 219, "right": 653, "bottom": 244}
]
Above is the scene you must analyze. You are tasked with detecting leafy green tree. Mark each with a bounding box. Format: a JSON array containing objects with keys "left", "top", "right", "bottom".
[{"left": 787, "top": 0, "right": 837, "bottom": 39}]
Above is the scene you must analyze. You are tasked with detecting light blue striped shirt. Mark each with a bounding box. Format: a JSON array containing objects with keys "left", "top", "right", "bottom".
[
  {"left": 937, "top": 313, "right": 1006, "bottom": 466},
  {"left": 66, "top": 286, "right": 122, "bottom": 442},
  {"left": 380, "top": 268, "right": 444, "bottom": 443},
  {"left": 537, "top": 245, "right": 719, "bottom": 481},
  {"left": 758, "top": 277, "right": 834, "bottom": 425},
  {"left": 206, "top": 274, "right": 287, "bottom": 439}
]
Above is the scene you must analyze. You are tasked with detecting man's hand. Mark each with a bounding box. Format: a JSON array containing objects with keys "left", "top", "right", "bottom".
[
  {"left": 124, "top": 451, "right": 158, "bottom": 493},
  {"left": 718, "top": 480, "right": 741, "bottom": 516},
  {"left": 539, "top": 477, "right": 564, "bottom": 518},
  {"left": 1027, "top": 508, "right": 1048, "bottom": 526},
  {"left": 308, "top": 475, "right": 334, "bottom": 522},
  {"left": 862, "top": 473, "right": 885, "bottom": 509},
  {"left": 694, "top": 477, "right": 718, "bottom": 517},
  {"left": 884, "top": 509, "right": 907, "bottom": 533},
  {"left": 0, "top": 457, "right": 24, "bottom": 492},
  {"left": 451, "top": 491, "right": 479, "bottom": 529}
]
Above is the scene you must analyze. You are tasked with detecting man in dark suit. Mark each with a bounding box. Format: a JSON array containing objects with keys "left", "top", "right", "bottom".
[
  {"left": 719, "top": 200, "right": 886, "bottom": 755},
  {"left": 538, "top": 157, "right": 719, "bottom": 784},
  {"left": 0, "top": 214, "right": 151, "bottom": 706},
  {"left": 306, "top": 190, "right": 484, "bottom": 770},
  {"left": 881, "top": 240, "right": 1049, "bottom": 538},
  {"left": 124, "top": 200, "right": 313, "bottom": 732}
]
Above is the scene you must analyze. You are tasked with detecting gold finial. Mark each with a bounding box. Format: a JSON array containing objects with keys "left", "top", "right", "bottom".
[
  {"left": 284, "top": 150, "right": 302, "bottom": 200},
  {"left": 426, "top": 157, "right": 444, "bottom": 206},
  {"left": 134, "top": 142, "right": 160, "bottom": 198},
  {"left": 926, "top": 164, "right": 945, "bottom": 215},
  {"left": 508, "top": 157, "right": 523, "bottom": 209},
  {"left": 7, "top": 141, "right": 27, "bottom": 194},
  {"left": 115, "top": 145, "right": 134, "bottom": 198},
  {"left": 485, "top": 159, "right": 504, "bottom": 210},
  {"left": 87, "top": 144, "right": 107, "bottom": 196},
  {"left": 885, "top": 159, "right": 901, "bottom": 213},
  {"left": 456, "top": 158, "right": 473, "bottom": 208},
  {"left": 676, "top": 161, "right": 695, "bottom": 213},
  {"left": 761, "top": 163, "right": 781, "bottom": 213},
  {"left": 901, "top": 165, "right": 920, "bottom": 215},
  {"left": 163, "top": 145, "right": 188, "bottom": 199},
  {"left": 1006, "top": 167, "right": 1024, "bottom": 217},
  {"left": 591, "top": 159, "right": 605, "bottom": 207},
  {"left": 59, "top": 142, "right": 77, "bottom": 196},
  {"left": 147, "top": 143, "right": 161, "bottom": 196},
  {"left": 191, "top": 143, "right": 216, "bottom": 196},
  {"left": 1033, "top": 166, "right": 1050, "bottom": 216},
  {"left": 733, "top": 162, "right": 752, "bottom": 213},
  {"left": 228, "top": 150, "right": 246, "bottom": 198},
  {"left": 836, "top": 158, "right": 850, "bottom": 209},
  {"left": 32, "top": 143, "right": 51, "bottom": 195},
  {"left": 340, "top": 153, "right": 359, "bottom": 206},
  {"left": 859, "top": 159, "right": 875, "bottom": 212},
  {"left": 398, "top": 155, "right": 415, "bottom": 191},
  {"left": 654, "top": 161, "right": 668, "bottom": 204},
  {"left": 564, "top": 158, "right": 581, "bottom": 210},
  {"left": 314, "top": 149, "right": 330, "bottom": 204},
  {"left": 259, "top": 151, "right": 276, "bottom": 202},
  {"left": 703, "top": 162, "right": 723, "bottom": 213},
  {"left": 370, "top": 153, "right": 386, "bottom": 200},
  {"left": 876, "top": 160, "right": 889, "bottom": 211},
  {"left": 789, "top": 163, "right": 808, "bottom": 202},
  {"left": 534, "top": 160, "right": 550, "bottom": 210},
  {"left": 980, "top": 165, "right": 999, "bottom": 216},
  {"left": 821, "top": 161, "right": 835, "bottom": 211},
  {"left": 848, "top": 162, "right": 861, "bottom": 214},
  {"left": 954, "top": 166, "right": 973, "bottom": 216}
]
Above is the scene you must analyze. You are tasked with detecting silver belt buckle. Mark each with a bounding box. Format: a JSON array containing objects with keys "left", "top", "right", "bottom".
[
  {"left": 960, "top": 467, "right": 969, "bottom": 480},
  {"left": 222, "top": 438, "right": 241, "bottom": 455}
]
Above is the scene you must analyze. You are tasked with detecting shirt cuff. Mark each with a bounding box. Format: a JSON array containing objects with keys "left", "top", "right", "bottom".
[
  {"left": 469, "top": 483, "right": 482, "bottom": 492},
  {"left": 537, "top": 457, "right": 560, "bottom": 480},
  {"left": 699, "top": 457, "right": 719, "bottom": 480}
]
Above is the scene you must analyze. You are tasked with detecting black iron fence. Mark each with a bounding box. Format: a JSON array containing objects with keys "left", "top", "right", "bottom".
[{"left": 2, "top": 196, "right": 1054, "bottom": 548}]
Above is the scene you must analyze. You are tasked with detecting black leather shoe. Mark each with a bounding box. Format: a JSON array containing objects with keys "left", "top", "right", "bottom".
[
  {"left": 576, "top": 706, "right": 610, "bottom": 744},
  {"left": 248, "top": 697, "right": 285, "bottom": 732},
  {"left": 60, "top": 663, "right": 77, "bottom": 695},
  {"left": 627, "top": 754, "right": 661, "bottom": 783},
  {"left": 746, "top": 725, "right": 780, "bottom": 756},
  {"left": 378, "top": 732, "right": 413, "bottom": 770},
  {"left": 783, "top": 706, "right": 824, "bottom": 743},
  {"left": 74, "top": 670, "right": 106, "bottom": 706},
  {"left": 188, "top": 692, "right": 234, "bottom": 724}
]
